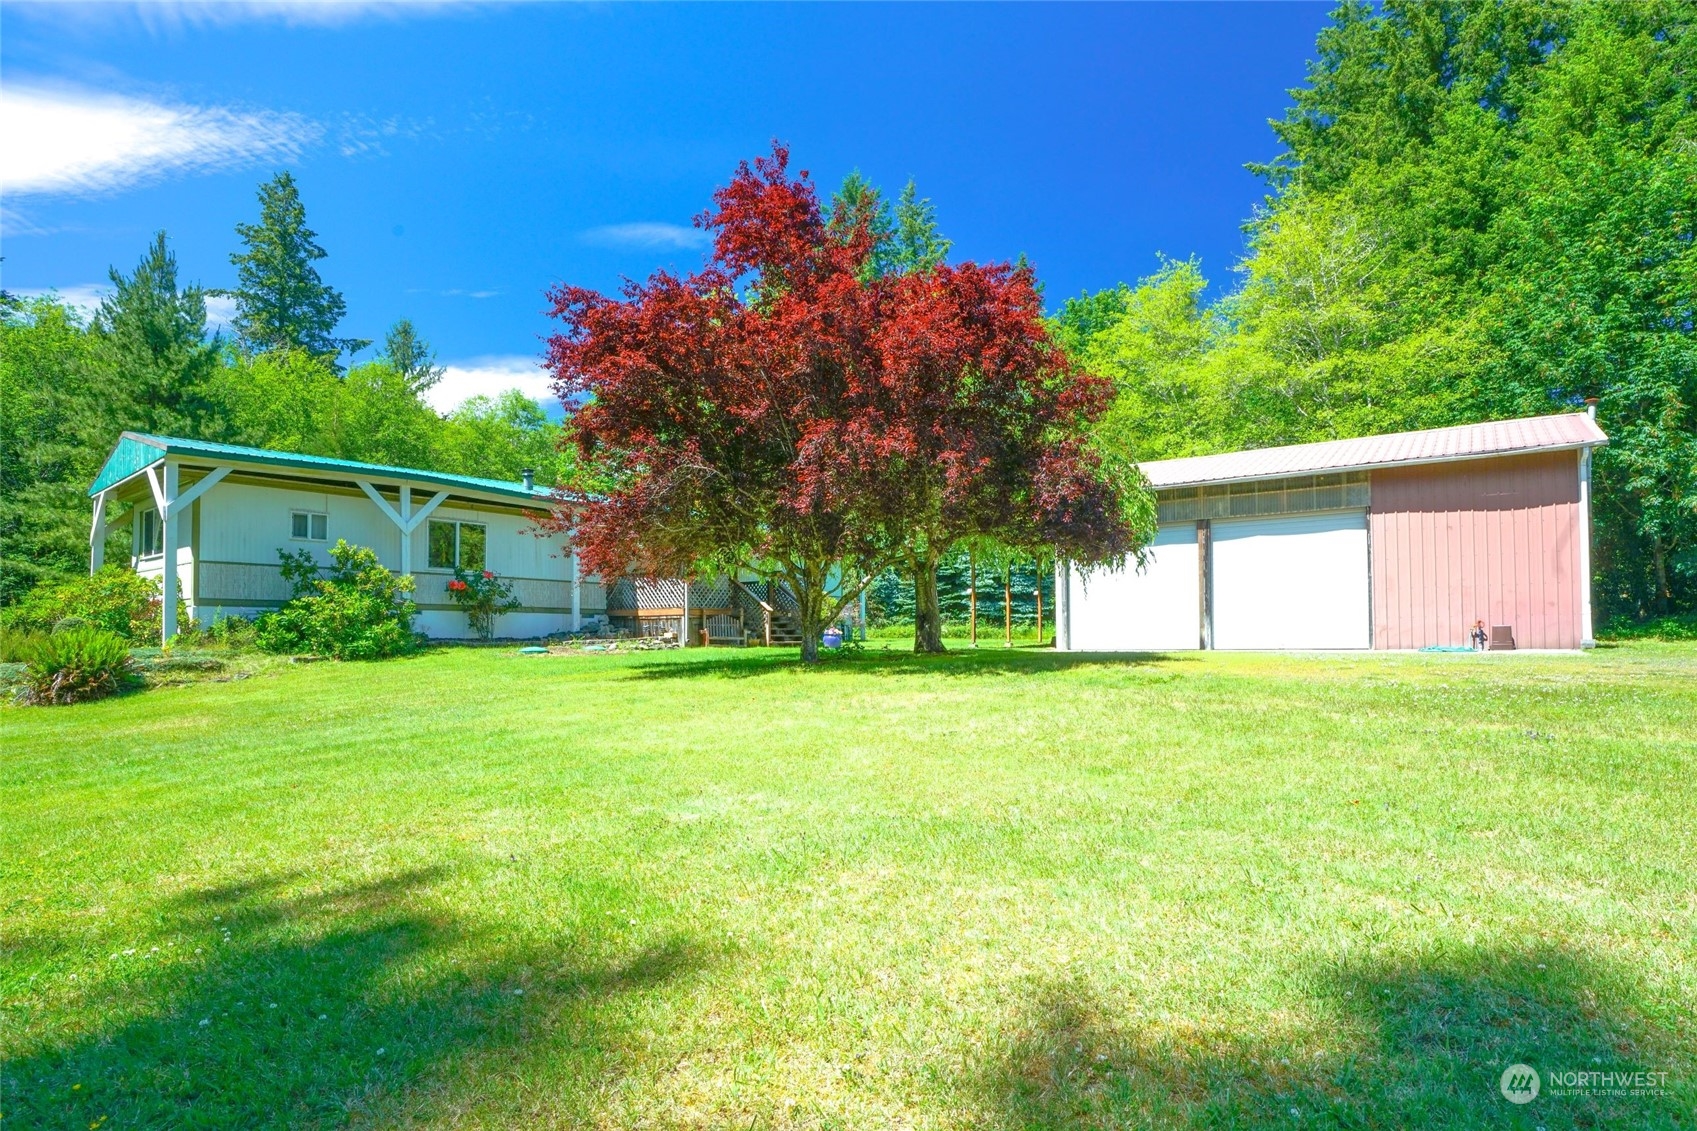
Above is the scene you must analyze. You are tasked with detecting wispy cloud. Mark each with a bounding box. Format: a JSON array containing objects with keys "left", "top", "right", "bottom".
[
  {"left": 334, "top": 112, "right": 436, "bottom": 159},
  {"left": 581, "top": 222, "right": 710, "bottom": 251},
  {"left": 428, "top": 355, "right": 556, "bottom": 414},
  {"left": 12, "top": 1, "right": 492, "bottom": 33},
  {"left": 0, "top": 82, "right": 319, "bottom": 197},
  {"left": 408, "top": 286, "right": 503, "bottom": 299}
]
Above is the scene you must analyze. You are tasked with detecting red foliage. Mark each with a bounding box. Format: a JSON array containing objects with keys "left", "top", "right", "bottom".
[{"left": 541, "top": 143, "right": 1141, "bottom": 651}]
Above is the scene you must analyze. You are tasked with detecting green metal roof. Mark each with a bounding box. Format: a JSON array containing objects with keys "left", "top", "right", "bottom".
[{"left": 89, "top": 432, "right": 560, "bottom": 503}]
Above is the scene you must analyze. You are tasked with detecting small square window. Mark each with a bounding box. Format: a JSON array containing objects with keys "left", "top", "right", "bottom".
[{"left": 291, "top": 511, "right": 328, "bottom": 541}]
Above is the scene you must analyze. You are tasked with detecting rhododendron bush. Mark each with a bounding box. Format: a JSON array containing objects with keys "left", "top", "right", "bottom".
[{"left": 543, "top": 144, "right": 1146, "bottom": 661}]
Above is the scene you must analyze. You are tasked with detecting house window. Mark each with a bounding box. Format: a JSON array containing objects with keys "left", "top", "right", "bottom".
[
  {"left": 290, "top": 510, "right": 328, "bottom": 541},
  {"left": 427, "top": 520, "right": 487, "bottom": 571},
  {"left": 137, "top": 507, "right": 163, "bottom": 558}
]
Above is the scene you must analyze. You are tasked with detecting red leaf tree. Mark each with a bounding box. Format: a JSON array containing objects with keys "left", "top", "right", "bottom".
[{"left": 542, "top": 144, "right": 1145, "bottom": 660}]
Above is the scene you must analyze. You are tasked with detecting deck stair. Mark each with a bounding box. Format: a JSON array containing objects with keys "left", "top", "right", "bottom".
[{"left": 732, "top": 579, "right": 805, "bottom": 646}]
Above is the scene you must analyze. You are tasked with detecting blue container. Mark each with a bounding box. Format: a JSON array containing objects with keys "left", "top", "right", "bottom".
[{"left": 822, "top": 628, "right": 844, "bottom": 648}]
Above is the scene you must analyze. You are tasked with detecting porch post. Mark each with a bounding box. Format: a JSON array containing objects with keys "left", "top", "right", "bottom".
[
  {"left": 680, "top": 579, "right": 690, "bottom": 646},
  {"left": 89, "top": 490, "right": 108, "bottom": 574},
  {"left": 570, "top": 548, "right": 582, "bottom": 631},
  {"left": 160, "top": 463, "right": 180, "bottom": 644},
  {"left": 399, "top": 485, "right": 412, "bottom": 576}
]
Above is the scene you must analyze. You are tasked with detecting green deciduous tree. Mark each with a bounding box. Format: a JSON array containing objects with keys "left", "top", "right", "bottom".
[
  {"left": 0, "top": 299, "right": 105, "bottom": 595},
  {"left": 1069, "top": 0, "right": 1696, "bottom": 621}
]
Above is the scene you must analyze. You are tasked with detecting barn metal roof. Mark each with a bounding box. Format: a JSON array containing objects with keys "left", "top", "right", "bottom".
[
  {"left": 1139, "top": 412, "right": 1608, "bottom": 490},
  {"left": 89, "top": 432, "right": 564, "bottom": 503}
]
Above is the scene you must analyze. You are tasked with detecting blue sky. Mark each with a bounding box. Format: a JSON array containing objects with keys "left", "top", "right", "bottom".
[{"left": 1, "top": 1, "right": 1329, "bottom": 408}]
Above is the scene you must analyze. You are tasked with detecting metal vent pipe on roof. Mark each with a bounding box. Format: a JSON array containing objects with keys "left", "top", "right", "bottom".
[{"left": 521, "top": 467, "right": 535, "bottom": 491}]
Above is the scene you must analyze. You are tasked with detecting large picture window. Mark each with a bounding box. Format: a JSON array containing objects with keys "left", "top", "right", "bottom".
[
  {"left": 427, "top": 520, "right": 487, "bottom": 571},
  {"left": 137, "top": 507, "right": 163, "bottom": 558}
]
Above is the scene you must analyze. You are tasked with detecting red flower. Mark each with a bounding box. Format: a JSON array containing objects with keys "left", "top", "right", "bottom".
[
  {"left": 482, "top": 570, "right": 494, "bottom": 580},
  {"left": 448, "top": 579, "right": 466, "bottom": 591}
]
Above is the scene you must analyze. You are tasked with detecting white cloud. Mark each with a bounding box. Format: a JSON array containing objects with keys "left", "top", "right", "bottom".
[
  {"left": 581, "top": 222, "right": 710, "bottom": 251},
  {"left": 0, "top": 82, "right": 318, "bottom": 197},
  {"left": 15, "top": 286, "right": 239, "bottom": 335},
  {"left": 12, "top": 284, "right": 111, "bottom": 320},
  {"left": 428, "top": 355, "right": 557, "bottom": 414},
  {"left": 204, "top": 293, "right": 239, "bottom": 335}
]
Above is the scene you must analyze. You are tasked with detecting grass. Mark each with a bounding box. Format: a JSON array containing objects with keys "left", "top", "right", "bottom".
[{"left": 3, "top": 640, "right": 1694, "bottom": 1129}]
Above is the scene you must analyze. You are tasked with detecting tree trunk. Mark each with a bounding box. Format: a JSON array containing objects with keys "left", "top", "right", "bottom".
[
  {"left": 796, "top": 574, "right": 823, "bottom": 663},
  {"left": 912, "top": 551, "right": 945, "bottom": 654},
  {"left": 969, "top": 546, "right": 978, "bottom": 648},
  {"left": 1004, "top": 566, "right": 1012, "bottom": 647},
  {"left": 1653, "top": 536, "right": 1671, "bottom": 615}
]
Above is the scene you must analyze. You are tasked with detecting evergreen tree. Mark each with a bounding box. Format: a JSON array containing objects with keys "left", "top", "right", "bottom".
[
  {"left": 829, "top": 173, "right": 951, "bottom": 279},
  {"left": 889, "top": 180, "right": 951, "bottom": 274},
  {"left": 830, "top": 170, "right": 896, "bottom": 280},
  {"left": 91, "top": 231, "right": 228, "bottom": 441},
  {"left": 381, "top": 318, "right": 444, "bottom": 393},
  {"left": 228, "top": 172, "right": 368, "bottom": 363}
]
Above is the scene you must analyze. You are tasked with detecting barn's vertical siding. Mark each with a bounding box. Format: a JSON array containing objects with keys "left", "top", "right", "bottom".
[{"left": 1369, "top": 452, "right": 1583, "bottom": 649}]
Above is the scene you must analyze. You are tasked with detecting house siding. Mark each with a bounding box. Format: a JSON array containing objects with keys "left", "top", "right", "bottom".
[
  {"left": 163, "top": 471, "right": 603, "bottom": 637},
  {"left": 1369, "top": 451, "right": 1583, "bottom": 649}
]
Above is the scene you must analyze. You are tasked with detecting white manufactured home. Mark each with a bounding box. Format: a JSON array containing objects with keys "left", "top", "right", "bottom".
[{"left": 89, "top": 433, "right": 606, "bottom": 643}]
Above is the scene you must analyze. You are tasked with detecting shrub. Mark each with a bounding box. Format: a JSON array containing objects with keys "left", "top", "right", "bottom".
[
  {"left": 2, "top": 567, "right": 184, "bottom": 642},
  {"left": 1599, "top": 614, "right": 1697, "bottom": 642},
  {"left": 203, "top": 615, "right": 259, "bottom": 650},
  {"left": 446, "top": 568, "right": 522, "bottom": 639},
  {"left": 19, "top": 628, "right": 139, "bottom": 706},
  {"left": 255, "top": 540, "right": 418, "bottom": 660},
  {"left": 0, "top": 626, "right": 46, "bottom": 663}
]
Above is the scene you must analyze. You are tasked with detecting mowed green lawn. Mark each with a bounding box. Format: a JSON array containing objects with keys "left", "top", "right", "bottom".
[{"left": 4, "top": 643, "right": 1694, "bottom": 1129}]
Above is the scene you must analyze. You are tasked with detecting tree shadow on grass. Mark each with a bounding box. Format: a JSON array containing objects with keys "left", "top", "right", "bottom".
[
  {"left": 975, "top": 947, "right": 1690, "bottom": 1130},
  {"left": 626, "top": 647, "right": 1190, "bottom": 681},
  {"left": 5, "top": 868, "right": 708, "bottom": 1129}
]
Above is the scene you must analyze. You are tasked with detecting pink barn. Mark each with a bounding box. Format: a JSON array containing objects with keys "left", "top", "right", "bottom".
[{"left": 1055, "top": 411, "right": 1608, "bottom": 652}]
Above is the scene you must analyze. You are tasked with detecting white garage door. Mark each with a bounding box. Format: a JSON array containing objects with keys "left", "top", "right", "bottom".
[
  {"left": 1069, "top": 522, "right": 1200, "bottom": 651},
  {"left": 1211, "top": 511, "right": 1370, "bottom": 650}
]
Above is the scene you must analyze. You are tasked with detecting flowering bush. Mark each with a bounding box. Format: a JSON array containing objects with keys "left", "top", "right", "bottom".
[
  {"left": 256, "top": 541, "right": 418, "bottom": 660},
  {"left": 446, "top": 568, "right": 521, "bottom": 639}
]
